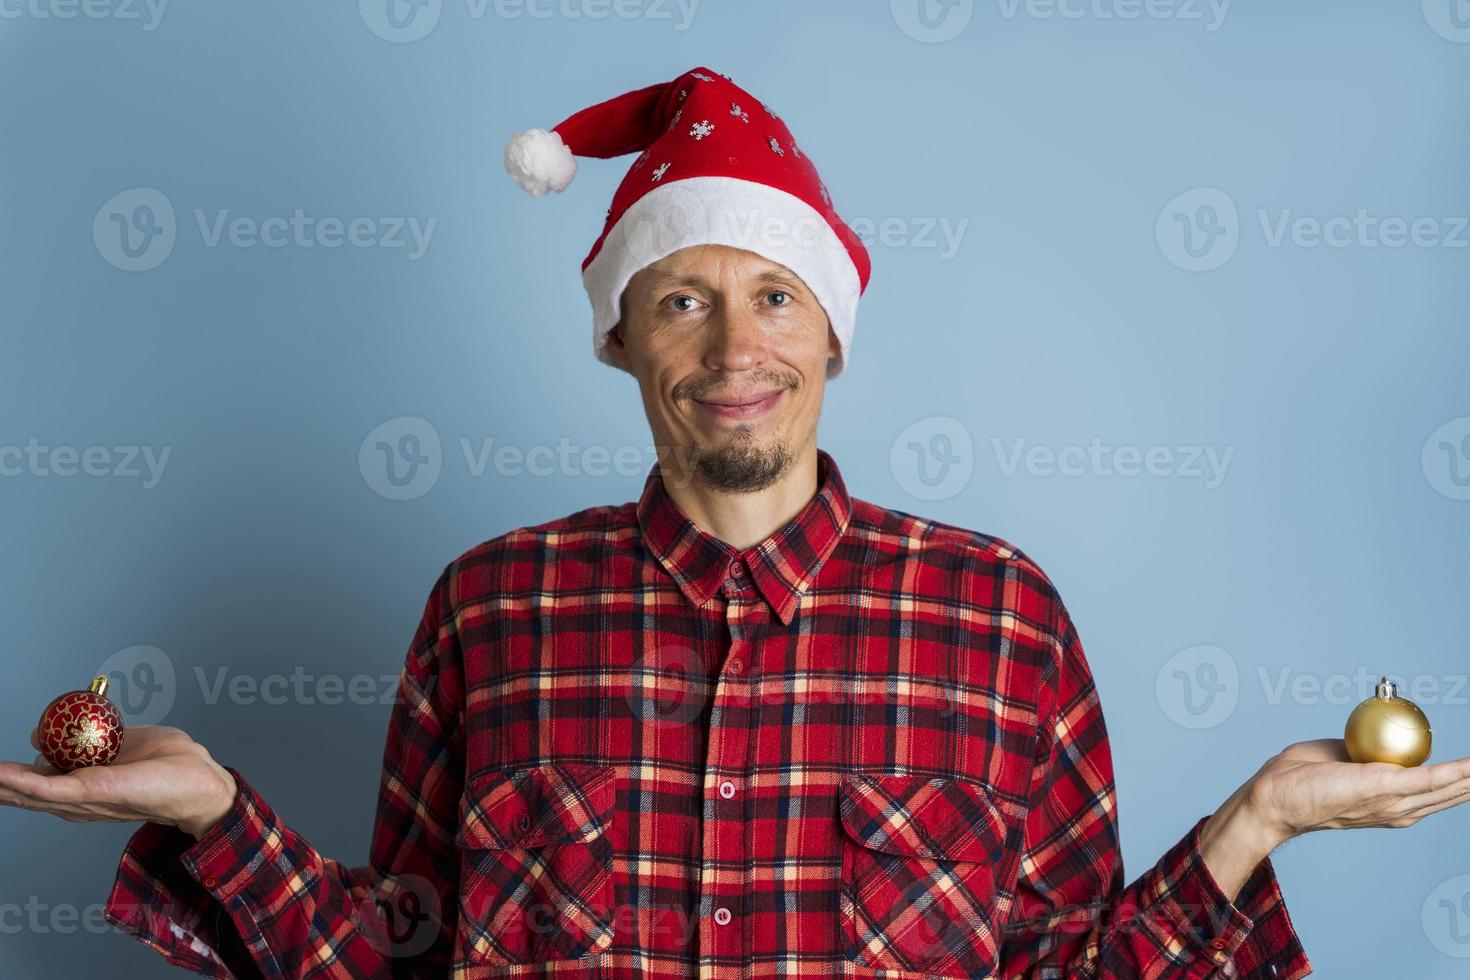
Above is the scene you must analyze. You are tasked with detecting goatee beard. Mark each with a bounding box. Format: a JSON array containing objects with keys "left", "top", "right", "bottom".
[{"left": 692, "top": 436, "right": 792, "bottom": 494}]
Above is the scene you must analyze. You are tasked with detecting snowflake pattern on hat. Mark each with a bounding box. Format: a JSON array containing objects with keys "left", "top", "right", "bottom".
[
  {"left": 768, "top": 136, "right": 785, "bottom": 157},
  {"left": 730, "top": 102, "right": 749, "bottom": 123},
  {"left": 690, "top": 120, "right": 715, "bottom": 140}
]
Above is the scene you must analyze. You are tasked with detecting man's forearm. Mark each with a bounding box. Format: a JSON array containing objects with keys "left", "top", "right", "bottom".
[{"left": 1197, "top": 779, "right": 1289, "bottom": 904}]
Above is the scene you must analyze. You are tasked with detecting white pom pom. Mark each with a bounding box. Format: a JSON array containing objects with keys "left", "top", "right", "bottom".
[{"left": 504, "top": 128, "right": 577, "bottom": 197}]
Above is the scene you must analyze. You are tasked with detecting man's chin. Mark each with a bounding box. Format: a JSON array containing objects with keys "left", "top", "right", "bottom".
[{"left": 684, "top": 439, "right": 791, "bottom": 494}]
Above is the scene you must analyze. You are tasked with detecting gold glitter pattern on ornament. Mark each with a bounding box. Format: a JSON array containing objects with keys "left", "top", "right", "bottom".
[{"left": 66, "top": 718, "right": 108, "bottom": 755}]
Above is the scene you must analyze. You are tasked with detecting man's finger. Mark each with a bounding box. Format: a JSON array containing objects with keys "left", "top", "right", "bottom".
[
  {"left": 0, "top": 762, "right": 91, "bottom": 804},
  {"left": 0, "top": 784, "right": 135, "bottom": 821},
  {"left": 0, "top": 763, "right": 142, "bottom": 822},
  {"left": 1370, "top": 754, "right": 1470, "bottom": 797},
  {"left": 0, "top": 788, "right": 87, "bottom": 818},
  {"left": 1401, "top": 775, "right": 1470, "bottom": 818},
  {"left": 1409, "top": 755, "right": 1470, "bottom": 791},
  {"left": 1291, "top": 738, "right": 1352, "bottom": 762},
  {"left": 29, "top": 727, "right": 41, "bottom": 752}
]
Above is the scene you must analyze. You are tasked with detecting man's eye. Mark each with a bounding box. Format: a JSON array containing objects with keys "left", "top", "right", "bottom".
[
  {"left": 767, "top": 291, "right": 790, "bottom": 306},
  {"left": 668, "top": 295, "right": 698, "bottom": 313}
]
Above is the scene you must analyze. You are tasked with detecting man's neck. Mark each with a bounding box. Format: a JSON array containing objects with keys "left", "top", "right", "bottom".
[{"left": 661, "top": 445, "right": 820, "bottom": 551}]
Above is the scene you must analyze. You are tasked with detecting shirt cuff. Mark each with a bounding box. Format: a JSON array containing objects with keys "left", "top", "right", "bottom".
[
  {"left": 1143, "top": 814, "right": 1313, "bottom": 979},
  {"left": 178, "top": 765, "right": 283, "bottom": 901},
  {"left": 101, "top": 768, "right": 263, "bottom": 978}
]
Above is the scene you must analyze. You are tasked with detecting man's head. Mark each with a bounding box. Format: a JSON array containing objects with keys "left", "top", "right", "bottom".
[
  {"left": 604, "top": 244, "right": 838, "bottom": 495},
  {"left": 503, "top": 66, "right": 873, "bottom": 505}
]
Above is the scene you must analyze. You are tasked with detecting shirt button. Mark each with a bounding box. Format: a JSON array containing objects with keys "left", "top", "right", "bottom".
[
  {"left": 201, "top": 874, "right": 219, "bottom": 888},
  {"left": 718, "top": 780, "right": 735, "bottom": 799},
  {"left": 727, "top": 657, "right": 744, "bottom": 674},
  {"left": 730, "top": 558, "right": 746, "bottom": 578},
  {"left": 1209, "top": 937, "right": 1228, "bottom": 950},
  {"left": 713, "top": 906, "right": 732, "bottom": 925}
]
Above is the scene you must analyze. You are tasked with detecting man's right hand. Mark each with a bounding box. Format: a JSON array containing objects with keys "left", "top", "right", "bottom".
[{"left": 0, "top": 724, "right": 238, "bottom": 840}]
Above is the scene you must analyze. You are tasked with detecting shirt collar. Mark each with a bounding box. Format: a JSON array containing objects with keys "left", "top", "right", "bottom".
[{"left": 637, "top": 448, "right": 852, "bottom": 625}]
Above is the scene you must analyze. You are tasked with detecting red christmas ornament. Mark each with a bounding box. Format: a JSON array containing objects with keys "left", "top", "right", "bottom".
[{"left": 38, "top": 674, "right": 126, "bottom": 772}]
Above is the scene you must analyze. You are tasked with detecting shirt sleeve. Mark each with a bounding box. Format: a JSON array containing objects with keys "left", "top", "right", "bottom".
[
  {"left": 102, "top": 561, "right": 467, "bottom": 979},
  {"left": 997, "top": 594, "right": 1313, "bottom": 979}
]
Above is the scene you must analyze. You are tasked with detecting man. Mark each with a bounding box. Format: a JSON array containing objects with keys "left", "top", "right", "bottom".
[{"left": 4, "top": 66, "right": 1470, "bottom": 979}]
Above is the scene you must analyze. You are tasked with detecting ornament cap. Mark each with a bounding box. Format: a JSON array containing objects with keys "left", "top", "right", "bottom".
[
  {"left": 89, "top": 674, "right": 109, "bottom": 697},
  {"left": 1376, "top": 675, "right": 1396, "bottom": 700}
]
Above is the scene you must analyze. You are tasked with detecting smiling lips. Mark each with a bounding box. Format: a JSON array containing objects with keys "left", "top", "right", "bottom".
[{"left": 693, "top": 388, "right": 786, "bottom": 422}]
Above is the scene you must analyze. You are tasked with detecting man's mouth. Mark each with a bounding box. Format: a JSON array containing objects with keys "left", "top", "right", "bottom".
[{"left": 692, "top": 388, "right": 787, "bottom": 422}]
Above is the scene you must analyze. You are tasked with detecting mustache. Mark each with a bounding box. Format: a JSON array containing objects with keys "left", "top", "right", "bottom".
[{"left": 674, "top": 370, "right": 800, "bottom": 402}]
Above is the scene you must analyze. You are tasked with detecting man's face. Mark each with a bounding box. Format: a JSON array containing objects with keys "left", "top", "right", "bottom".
[{"left": 605, "top": 244, "right": 839, "bottom": 494}]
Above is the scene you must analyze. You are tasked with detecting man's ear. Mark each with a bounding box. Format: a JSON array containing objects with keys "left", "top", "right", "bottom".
[
  {"left": 826, "top": 320, "right": 840, "bottom": 359},
  {"left": 603, "top": 314, "right": 633, "bottom": 373}
]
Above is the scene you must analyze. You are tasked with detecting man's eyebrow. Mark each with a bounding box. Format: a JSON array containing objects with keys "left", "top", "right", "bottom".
[
  {"left": 646, "top": 269, "right": 799, "bottom": 288},
  {"left": 647, "top": 273, "right": 708, "bottom": 288}
]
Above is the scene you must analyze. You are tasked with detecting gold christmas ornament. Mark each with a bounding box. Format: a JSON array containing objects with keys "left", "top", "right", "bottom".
[{"left": 1344, "top": 676, "right": 1432, "bottom": 767}]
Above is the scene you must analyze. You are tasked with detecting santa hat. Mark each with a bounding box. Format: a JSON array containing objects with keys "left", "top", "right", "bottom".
[{"left": 503, "top": 66, "right": 872, "bottom": 378}]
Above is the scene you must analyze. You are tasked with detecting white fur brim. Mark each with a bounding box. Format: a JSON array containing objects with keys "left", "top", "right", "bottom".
[{"left": 582, "top": 176, "right": 861, "bottom": 378}]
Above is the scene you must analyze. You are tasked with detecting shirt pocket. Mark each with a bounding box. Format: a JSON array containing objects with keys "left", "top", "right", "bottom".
[
  {"left": 454, "top": 761, "right": 617, "bottom": 968},
  {"left": 837, "top": 771, "right": 1008, "bottom": 977}
]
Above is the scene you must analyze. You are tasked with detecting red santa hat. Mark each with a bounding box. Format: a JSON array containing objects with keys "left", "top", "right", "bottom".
[{"left": 503, "top": 66, "right": 872, "bottom": 378}]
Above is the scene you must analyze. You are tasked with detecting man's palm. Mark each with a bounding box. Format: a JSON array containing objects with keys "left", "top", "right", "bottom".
[
  {"left": 0, "top": 724, "right": 234, "bottom": 828},
  {"left": 1254, "top": 738, "right": 1470, "bottom": 837}
]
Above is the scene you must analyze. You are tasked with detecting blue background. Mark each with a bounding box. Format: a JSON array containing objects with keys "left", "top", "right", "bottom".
[{"left": 2, "top": 0, "right": 1469, "bottom": 975}]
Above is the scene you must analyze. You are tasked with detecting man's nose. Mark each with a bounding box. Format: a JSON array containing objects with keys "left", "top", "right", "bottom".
[{"left": 702, "top": 304, "right": 769, "bottom": 373}]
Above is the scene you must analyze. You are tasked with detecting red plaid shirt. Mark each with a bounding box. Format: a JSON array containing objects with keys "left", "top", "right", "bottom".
[{"left": 103, "top": 449, "right": 1312, "bottom": 979}]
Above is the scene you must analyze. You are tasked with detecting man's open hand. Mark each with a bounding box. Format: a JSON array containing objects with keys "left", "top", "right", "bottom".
[
  {"left": 0, "top": 724, "right": 237, "bottom": 838},
  {"left": 1250, "top": 737, "right": 1470, "bottom": 841}
]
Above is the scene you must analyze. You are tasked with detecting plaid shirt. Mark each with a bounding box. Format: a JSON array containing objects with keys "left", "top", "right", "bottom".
[{"left": 103, "top": 449, "right": 1312, "bottom": 979}]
